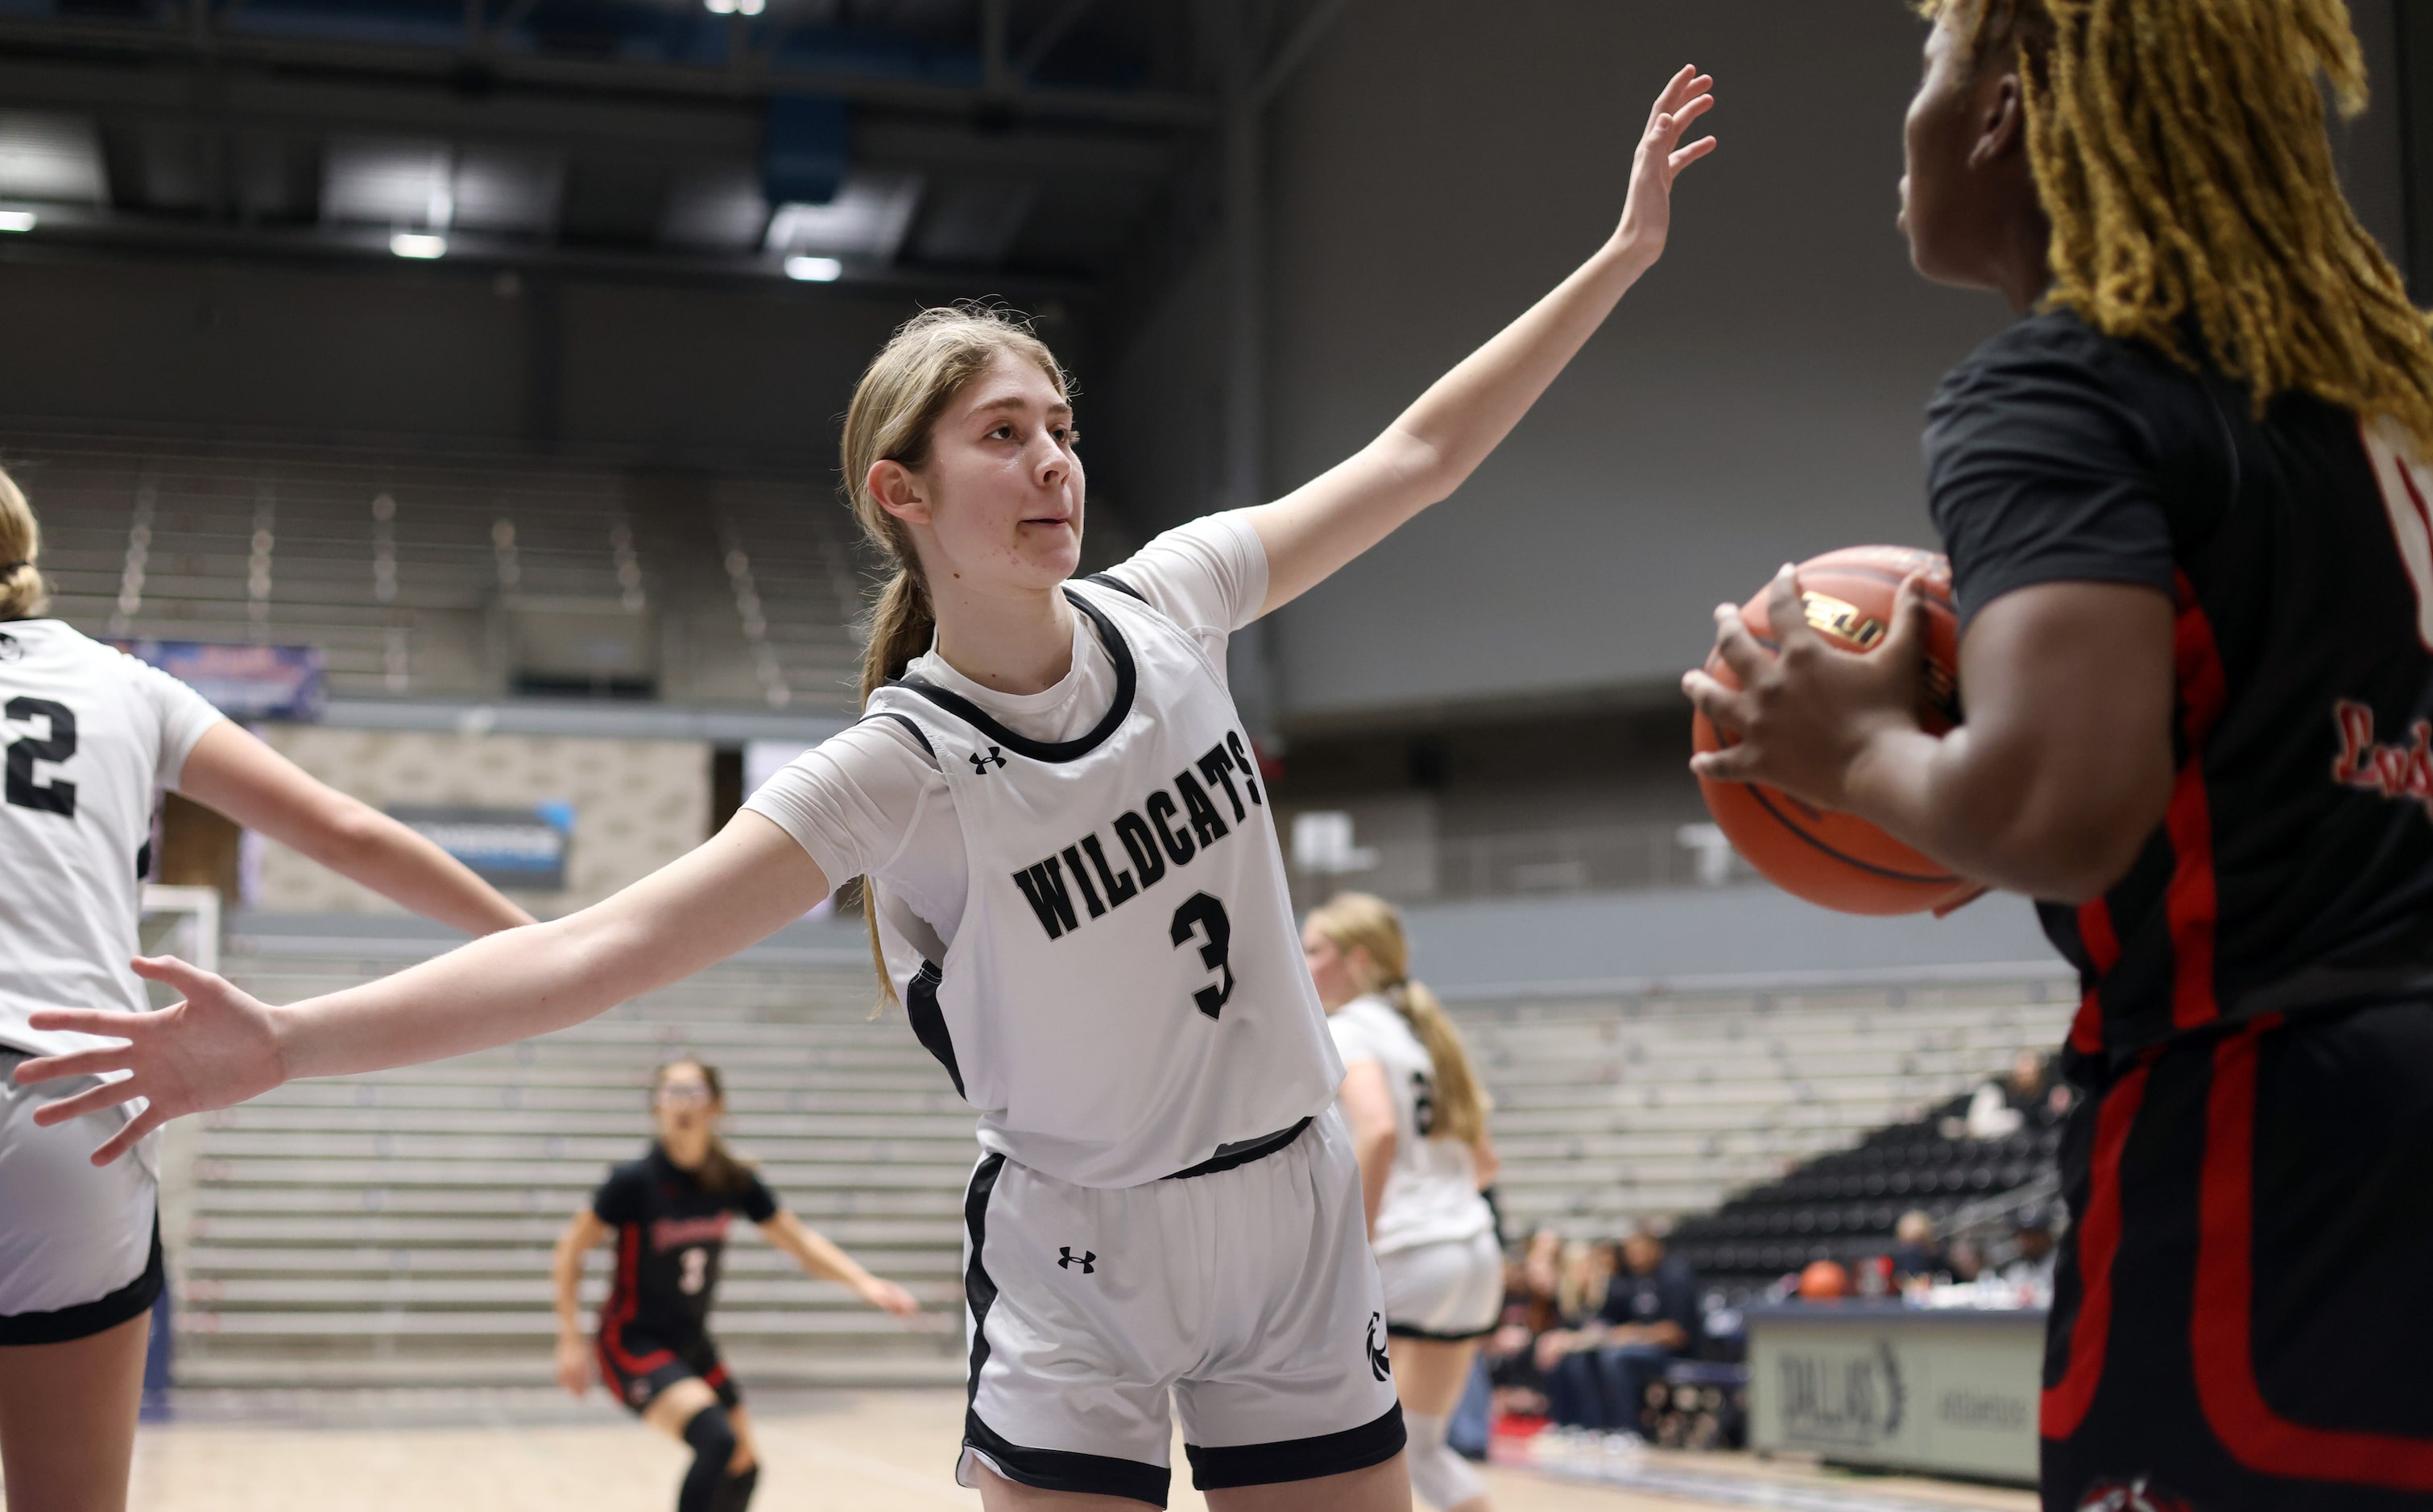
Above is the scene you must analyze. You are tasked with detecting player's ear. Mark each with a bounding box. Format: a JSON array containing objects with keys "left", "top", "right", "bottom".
[
  {"left": 869, "top": 460, "right": 930, "bottom": 526},
  {"left": 1970, "top": 66, "right": 2026, "bottom": 169}
]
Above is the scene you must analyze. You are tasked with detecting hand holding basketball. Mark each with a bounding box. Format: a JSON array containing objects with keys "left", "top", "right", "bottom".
[{"left": 1685, "top": 560, "right": 1936, "bottom": 810}]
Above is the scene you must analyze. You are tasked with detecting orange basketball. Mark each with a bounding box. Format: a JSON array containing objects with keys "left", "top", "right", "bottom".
[
  {"left": 1798, "top": 1259, "right": 1851, "bottom": 1300},
  {"left": 1690, "top": 545, "right": 1972, "bottom": 916}
]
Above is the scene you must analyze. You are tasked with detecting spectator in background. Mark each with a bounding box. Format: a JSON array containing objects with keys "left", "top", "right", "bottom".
[
  {"left": 2001, "top": 1205, "right": 2058, "bottom": 1292},
  {"left": 1889, "top": 1209, "right": 1941, "bottom": 1283},
  {"left": 1537, "top": 1226, "right": 1700, "bottom": 1436},
  {"left": 1481, "top": 1230, "right": 1566, "bottom": 1418},
  {"left": 1944, "top": 1237, "right": 1986, "bottom": 1285}
]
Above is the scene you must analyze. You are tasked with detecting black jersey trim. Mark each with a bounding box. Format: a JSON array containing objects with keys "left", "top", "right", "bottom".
[
  {"left": 962, "top": 1151, "right": 1007, "bottom": 1414},
  {"left": 886, "top": 587, "right": 1133, "bottom": 764},
  {"left": 1183, "top": 1401, "right": 1406, "bottom": 1491},
  {"left": 1384, "top": 1320, "right": 1497, "bottom": 1342},
  {"left": 1084, "top": 571, "right": 1148, "bottom": 604},
  {"left": 905, "top": 960, "right": 966, "bottom": 1100},
  {"left": 859, "top": 710, "right": 936, "bottom": 762},
  {"left": 963, "top": 1410, "right": 1172, "bottom": 1506},
  {"left": 1165, "top": 1117, "right": 1311, "bottom": 1180},
  {"left": 0, "top": 1212, "right": 163, "bottom": 1346}
]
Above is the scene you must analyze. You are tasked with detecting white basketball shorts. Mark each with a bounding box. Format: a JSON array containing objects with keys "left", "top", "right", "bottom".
[
  {"left": 0, "top": 1049, "right": 163, "bottom": 1344},
  {"left": 958, "top": 1105, "right": 1405, "bottom": 1507},
  {"left": 1378, "top": 1228, "right": 1504, "bottom": 1341}
]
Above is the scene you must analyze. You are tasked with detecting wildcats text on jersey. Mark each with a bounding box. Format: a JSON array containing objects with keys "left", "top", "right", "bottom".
[{"left": 1010, "top": 729, "right": 1264, "bottom": 942}]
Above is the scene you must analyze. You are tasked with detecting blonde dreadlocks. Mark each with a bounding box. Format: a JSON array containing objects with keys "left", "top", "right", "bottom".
[{"left": 1922, "top": 0, "right": 2433, "bottom": 445}]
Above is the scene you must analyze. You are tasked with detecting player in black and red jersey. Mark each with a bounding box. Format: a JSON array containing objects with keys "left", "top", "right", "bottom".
[
  {"left": 1686, "top": 2, "right": 2433, "bottom": 1509},
  {"left": 552, "top": 1059, "right": 919, "bottom": 1512}
]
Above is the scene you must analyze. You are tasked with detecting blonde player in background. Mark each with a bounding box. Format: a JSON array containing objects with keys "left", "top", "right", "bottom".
[
  {"left": 1305, "top": 894, "right": 1503, "bottom": 1512},
  {"left": 0, "top": 472, "right": 534, "bottom": 1511},
  {"left": 14, "top": 65, "right": 1717, "bottom": 1510}
]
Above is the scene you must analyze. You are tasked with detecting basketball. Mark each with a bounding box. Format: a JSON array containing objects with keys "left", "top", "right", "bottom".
[
  {"left": 1690, "top": 546, "right": 1972, "bottom": 916},
  {"left": 1798, "top": 1260, "right": 1852, "bottom": 1301}
]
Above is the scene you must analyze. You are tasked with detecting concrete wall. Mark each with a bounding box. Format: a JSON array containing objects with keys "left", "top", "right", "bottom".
[
  {"left": 0, "top": 250, "right": 1007, "bottom": 467},
  {"left": 255, "top": 725, "right": 710, "bottom": 916},
  {"left": 1194, "top": 0, "right": 2417, "bottom": 723}
]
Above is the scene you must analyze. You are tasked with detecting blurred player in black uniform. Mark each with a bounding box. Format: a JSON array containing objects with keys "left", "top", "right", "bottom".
[
  {"left": 1685, "top": 2, "right": 2433, "bottom": 1508},
  {"left": 552, "top": 1059, "right": 920, "bottom": 1512}
]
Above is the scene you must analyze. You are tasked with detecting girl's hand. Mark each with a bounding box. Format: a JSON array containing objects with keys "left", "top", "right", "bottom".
[
  {"left": 556, "top": 1336, "right": 593, "bottom": 1397},
  {"left": 1682, "top": 564, "right": 1930, "bottom": 810},
  {"left": 860, "top": 1276, "right": 921, "bottom": 1318},
  {"left": 1612, "top": 64, "right": 1719, "bottom": 267},
  {"left": 10, "top": 956, "right": 288, "bottom": 1165}
]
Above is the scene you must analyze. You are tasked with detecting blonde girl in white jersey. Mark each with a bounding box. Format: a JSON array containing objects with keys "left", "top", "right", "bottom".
[
  {"left": 14, "top": 67, "right": 1717, "bottom": 1512},
  {"left": 1304, "top": 894, "right": 1502, "bottom": 1512},
  {"left": 0, "top": 474, "right": 534, "bottom": 1512}
]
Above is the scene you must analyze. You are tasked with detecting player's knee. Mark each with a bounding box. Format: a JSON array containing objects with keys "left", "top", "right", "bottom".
[
  {"left": 682, "top": 1403, "right": 738, "bottom": 1469},
  {"left": 1401, "top": 1411, "right": 1486, "bottom": 1511}
]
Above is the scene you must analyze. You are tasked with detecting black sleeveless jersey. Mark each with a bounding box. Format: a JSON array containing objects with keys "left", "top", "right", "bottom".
[
  {"left": 1926, "top": 310, "right": 2433, "bottom": 1058},
  {"left": 591, "top": 1144, "right": 779, "bottom": 1341}
]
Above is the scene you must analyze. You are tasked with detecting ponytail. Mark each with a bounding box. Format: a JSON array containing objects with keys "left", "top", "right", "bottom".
[
  {"left": 1306, "top": 892, "right": 1493, "bottom": 1151},
  {"left": 1388, "top": 977, "right": 1490, "bottom": 1149},
  {"left": 856, "top": 568, "right": 937, "bottom": 998},
  {"left": 0, "top": 467, "right": 48, "bottom": 622},
  {"left": 838, "top": 304, "right": 1070, "bottom": 1008}
]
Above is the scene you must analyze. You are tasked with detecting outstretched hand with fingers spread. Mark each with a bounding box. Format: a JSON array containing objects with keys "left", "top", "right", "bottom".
[
  {"left": 10, "top": 955, "right": 287, "bottom": 1164},
  {"left": 1615, "top": 64, "right": 1721, "bottom": 265},
  {"left": 1682, "top": 563, "right": 1933, "bottom": 810}
]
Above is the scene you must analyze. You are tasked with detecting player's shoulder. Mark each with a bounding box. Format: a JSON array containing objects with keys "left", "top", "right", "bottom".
[{"left": 1933, "top": 308, "right": 2195, "bottom": 418}]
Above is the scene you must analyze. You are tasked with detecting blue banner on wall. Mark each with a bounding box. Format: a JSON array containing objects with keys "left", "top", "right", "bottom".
[
  {"left": 116, "top": 640, "right": 325, "bottom": 721},
  {"left": 387, "top": 803, "right": 574, "bottom": 891}
]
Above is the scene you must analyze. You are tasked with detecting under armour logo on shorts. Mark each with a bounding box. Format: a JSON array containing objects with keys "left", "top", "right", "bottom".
[
  {"left": 1366, "top": 1312, "right": 1392, "bottom": 1381},
  {"left": 969, "top": 746, "right": 1008, "bottom": 775},
  {"left": 1057, "top": 1247, "right": 1095, "bottom": 1273}
]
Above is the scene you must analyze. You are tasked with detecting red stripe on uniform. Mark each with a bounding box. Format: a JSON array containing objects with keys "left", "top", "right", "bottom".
[
  {"left": 2070, "top": 899, "right": 2120, "bottom": 1054},
  {"left": 2038, "top": 1057, "right": 2150, "bottom": 1441},
  {"left": 2191, "top": 1018, "right": 2433, "bottom": 1485},
  {"left": 2166, "top": 575, "right": 2228, "bottom": 1032},
  {"left": 600, "top": 1225, "right": 677, "bottom": 1377}
]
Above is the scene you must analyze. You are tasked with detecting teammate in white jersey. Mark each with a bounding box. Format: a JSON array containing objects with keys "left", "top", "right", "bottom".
[
  {"left": 14, "top": 66, "right": 1717, "bottom": 1511},
  {"left": 0, "top": 473, "right": 534, "bottom": 1512},
  {"left": 1305, "top": 894, "right": 1502, "bottom": 1512}
]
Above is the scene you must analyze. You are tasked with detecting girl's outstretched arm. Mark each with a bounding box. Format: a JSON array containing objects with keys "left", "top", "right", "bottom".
[
  {"left": 1248, "top": 64, "right": 1718, "bottom": 615},
  {"left": 758, "top": 1211, "right": 921, "bottom": 1318},
  {"left": 10, "top": 810, "right": 830, "bottom": 1164}
]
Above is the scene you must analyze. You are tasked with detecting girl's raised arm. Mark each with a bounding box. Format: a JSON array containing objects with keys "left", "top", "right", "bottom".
[
  {"left": 10, "top": 810, "right": 831, "bottom": 1165},
  {"left": 1247, "top": 64, "right": 1716, "bottom": 615}
]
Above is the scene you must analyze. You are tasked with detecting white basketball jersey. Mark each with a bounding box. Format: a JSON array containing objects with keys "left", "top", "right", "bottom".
[
  {"left": 864, "top": 580, "right": 1343, "bottom": 1188},
  {"left": 0, "top": 621, "right": 222, "bottom": 1060},
  {"left": 1327, "top": 994, "right": 1495, "bottom": 1254}
]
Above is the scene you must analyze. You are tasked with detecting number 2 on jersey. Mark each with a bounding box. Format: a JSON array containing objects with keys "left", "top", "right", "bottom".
[
  {"left": 4, "top": 696, "right": 77, "bottom": 818},
  {"left": 1169, "top": 892, "right": 1234, "bottom": 1021}
]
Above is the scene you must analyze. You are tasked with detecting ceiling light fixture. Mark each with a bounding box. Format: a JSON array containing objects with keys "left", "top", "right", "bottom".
[
  {"left": 784, "top": 255, "right": 842, "bottom": 283},
  {"left": 0, "top": 210, "right": 35, "bottom": 233},
  {"left": 705, "top": 0, "right": 764, "bottom": 13},
  {"left": 390, "top": 230, "right": 447, "bottom": 259}
]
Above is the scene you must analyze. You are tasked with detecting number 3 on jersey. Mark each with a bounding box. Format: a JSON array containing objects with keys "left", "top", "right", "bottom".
[
  {"left": 4, "top": 696, "right": 77, "bottom": 818},
  {"left": 1169, "top": 892, "right": 1234, "bottom": 1020}
]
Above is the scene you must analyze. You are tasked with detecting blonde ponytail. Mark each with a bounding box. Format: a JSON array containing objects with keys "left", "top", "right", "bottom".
[
  {"left": 1307, "top": 892, "right": 1492, "bottom": 1149},
  {"left": 1390, "top": 976, "right": 1490, "bottom": 1149},
  {"left": 0, "top": 468, "right": 48, "bottom": 622},
  {"left": 838, "top": 304, "right": 1071, "bottom": 1005}
]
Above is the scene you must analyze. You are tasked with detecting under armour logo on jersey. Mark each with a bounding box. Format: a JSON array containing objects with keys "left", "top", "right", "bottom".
[
  {"left": 1365, "top": 1312, "right": 1392, "bottom": 1381},
  {"left": 1057, "top": 1247, "right": 1095, "bottom": 1274},
  {"left": 969, "top": 746, "right": 1008, "bottom": 775}
]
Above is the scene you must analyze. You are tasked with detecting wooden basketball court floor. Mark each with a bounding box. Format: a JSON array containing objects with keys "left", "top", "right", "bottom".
[{"left": 69, "top": 1387, "right": 2039, "bottom": 1512}]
